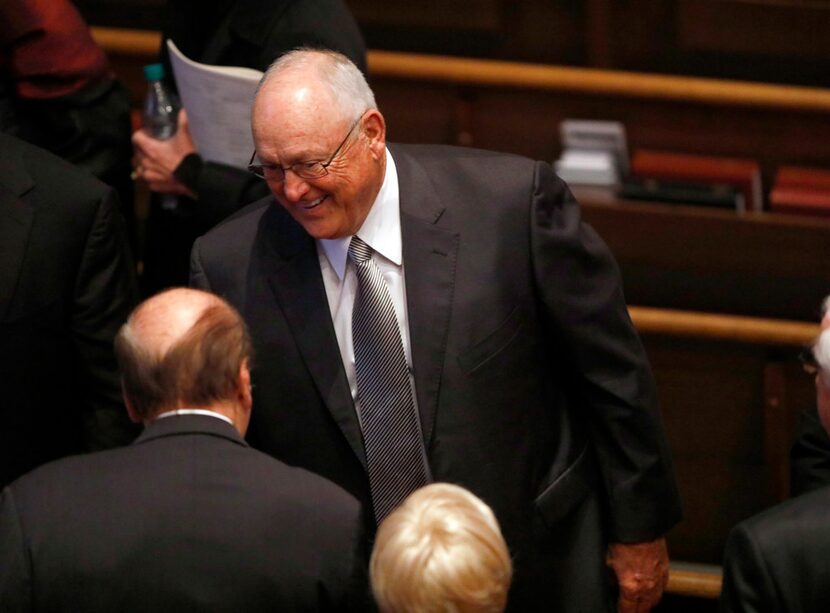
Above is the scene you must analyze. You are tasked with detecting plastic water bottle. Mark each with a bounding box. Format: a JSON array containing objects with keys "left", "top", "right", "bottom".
[{"left": 142, "top": 63, "right": 180, "bottom": 210}]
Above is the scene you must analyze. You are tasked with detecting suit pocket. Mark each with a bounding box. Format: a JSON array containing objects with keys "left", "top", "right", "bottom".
[
  {"left": 457, "top": 304, "right": 524, "bottom": 374},
  {"left": 534, "top": 444, "right": 596, "bottom": 528}
]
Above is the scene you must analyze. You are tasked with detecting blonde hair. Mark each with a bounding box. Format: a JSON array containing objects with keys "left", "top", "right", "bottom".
[{"left": 370, "top": 483, "right": 512, "bottom": 613}]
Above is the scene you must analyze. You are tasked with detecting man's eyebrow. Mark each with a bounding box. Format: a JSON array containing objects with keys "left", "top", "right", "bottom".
[{"left": 261, "top": 150, "right": 324, "bottom": 165}]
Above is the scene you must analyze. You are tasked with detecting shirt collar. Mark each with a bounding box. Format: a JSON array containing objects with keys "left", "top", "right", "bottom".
[
  {"left": 155, "top": 408, "right": 234, "bottom": 426},
  {"left": 319, "top": 148, "right": 400, "bottom": 280}
]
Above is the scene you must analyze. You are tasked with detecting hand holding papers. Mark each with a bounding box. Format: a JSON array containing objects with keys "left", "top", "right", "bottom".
[{"left": 167, "top": 40, "right": 263, "bottom": 169}]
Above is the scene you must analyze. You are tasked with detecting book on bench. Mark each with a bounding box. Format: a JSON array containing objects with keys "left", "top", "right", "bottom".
[
  {"left": 618, "top": 177, "right": 745, "bottom": 211},
  {"left": 629, "top": 149, "right": 763, "bottom": 212},
  {"left": 769, "top": 165, "right": 830, "bottom": 217}
]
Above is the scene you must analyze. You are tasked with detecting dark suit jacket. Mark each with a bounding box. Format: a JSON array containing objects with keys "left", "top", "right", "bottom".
[
  {"left": 142, "top": 0, "right": 367, "bottom": 292},
  {"left": 0, "top": 133, "right": 138, "bottom": 487},
  {"left": 790, "top": 407, "right": 830, "bottom": 496},
  {"left": 0, "top": 414, "right": 369, "bottom": 611},
  {"left": 190, "top": 144, "right": 682, "bottom": 610},
  {"left": 720, "top": 485, "right": 830, "bottom": 612}
]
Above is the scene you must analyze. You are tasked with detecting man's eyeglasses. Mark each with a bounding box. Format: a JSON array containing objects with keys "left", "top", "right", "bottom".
[{"left": 247, "top": 115, "right": 363, "bottom": 182}]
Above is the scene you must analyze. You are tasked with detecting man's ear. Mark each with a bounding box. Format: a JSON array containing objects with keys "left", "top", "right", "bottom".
[
  {"left": 362, "top": 109, "right": 386, "bottom": 159},
  {"left": 123, "top": 390, "right": 142, "bottom": 424},
  {"left": 239, "top": 359, "right": 253, "bottom": 411}
]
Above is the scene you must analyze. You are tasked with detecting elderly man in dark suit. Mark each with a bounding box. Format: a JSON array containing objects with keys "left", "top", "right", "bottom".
[
  {"left": 191, "top": 49, "right": 681, "bottom": 611},
  {"left": 0, "top": 132, "right": 138, "bottom": 488},
  {"left": 0, "top": 288, "right": 368, "bottom": 611},
  {"left": 721, "top": 326, "right": 830, "bottom": 612}
]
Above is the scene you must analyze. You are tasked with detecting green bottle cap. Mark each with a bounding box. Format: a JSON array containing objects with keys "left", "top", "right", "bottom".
[{"left": 143, "top": 63, "right": 165, "bottom": 81}]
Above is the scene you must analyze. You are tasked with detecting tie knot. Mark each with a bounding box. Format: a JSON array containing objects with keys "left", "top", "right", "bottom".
[{"left": 348, "top": 236, "right": 373, "bottom": 264}]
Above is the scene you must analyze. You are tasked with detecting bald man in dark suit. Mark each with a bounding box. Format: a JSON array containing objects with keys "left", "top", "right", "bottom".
[{"left": 0, "top": 288, "right": 369, "bottom": 611}]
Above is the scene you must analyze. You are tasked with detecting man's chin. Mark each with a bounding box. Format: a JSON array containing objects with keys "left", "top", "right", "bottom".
[{"left": 296, "top": 218, "right": 348, "bottom": 241}]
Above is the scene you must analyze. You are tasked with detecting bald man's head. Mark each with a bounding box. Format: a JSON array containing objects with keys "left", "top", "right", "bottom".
[{"left": 115, "top": 288, "right": 252, "bottom": 422}]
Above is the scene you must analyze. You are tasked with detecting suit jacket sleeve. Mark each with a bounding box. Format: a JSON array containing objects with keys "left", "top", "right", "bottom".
[
  {"left": 340, "top": 508, "right": 374, "bottom": 612},
  {"left": 790, "top": 407, "right": 830, "bottom": 497},
  {"left": 531, "top": 161, "right": 681, "bottom": 542},
  {"left": 0, "top": 487, "right": 32, "bottom": 610},
  {"left": 720, "top": 522, "right": 779, "bottom": 613},
  {"left": 72, "top": 188, "right": 139, "bottom": 450},
  {"left": 189, "top": 236, "right": 211, "bottom": 291},
  {"left": 190, "top": 162, "right": 269, "bottom": 229}
]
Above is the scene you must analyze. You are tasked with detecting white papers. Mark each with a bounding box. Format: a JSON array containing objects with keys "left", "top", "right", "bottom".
[{"left": 167, "top": 40, "right": 264, "bottom": 169}]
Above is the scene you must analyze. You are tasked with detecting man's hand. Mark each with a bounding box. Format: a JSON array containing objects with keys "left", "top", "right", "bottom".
[
  {"left": 132, "top": 108, "right": 197, "bottom": 197},
  {"left": 606, "top": 538, "right": 669, "bottom": 613}
]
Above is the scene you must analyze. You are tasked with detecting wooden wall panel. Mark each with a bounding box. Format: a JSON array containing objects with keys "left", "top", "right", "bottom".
[
  {"left": 644, "top": 336, "right": 812, "bottom": 563},
  {"left": 678, "top": 0, "right": 830, "bottom": 59},
  {"left": 77, "top": 0, "right": 830, "bottom": 86},
  {"left": 581, "top": 201, "right": 830, "bottom": 321}
]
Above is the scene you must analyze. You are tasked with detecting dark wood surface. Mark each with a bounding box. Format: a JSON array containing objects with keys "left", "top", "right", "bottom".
[
  {"left": 645, "top": 335, "right": 813, "bottom": 563},
  {"left": 579, "top": 198, "right": 830, "bottom": 322}
]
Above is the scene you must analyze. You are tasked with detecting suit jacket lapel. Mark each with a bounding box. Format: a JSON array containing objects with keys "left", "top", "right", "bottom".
[
  {"left": 391, "top": 145, "right": 458, "bottom": 448},
  {"left": 0, "top": 150, "right": 35, "bottom": 320},
  {"left": 259, "top": 208, "right": 366, "bottom": 469}
]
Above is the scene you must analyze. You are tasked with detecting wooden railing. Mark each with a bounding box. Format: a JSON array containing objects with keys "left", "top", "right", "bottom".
[
  {"left": 91, "top": 27, "right": 830, "bottom": 113},
  {"left": 668, "top": 562, "right": 723, "bottom": 600},
  {"left": 629, "top": 306, "right": 817, "bottom": 347}
]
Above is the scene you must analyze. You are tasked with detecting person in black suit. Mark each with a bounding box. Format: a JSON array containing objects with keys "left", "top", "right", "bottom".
[
  {"left": 0, "top": 287, "right": 369, "bottom": 612},
  {"left": 790, "top": 295, "right": 830, "bottom": 496},
  {"left": 721, "top": 326, "right": 830, "bottom": 612},
  {"left": 191, "top": 50, "right": 681, "bottom": 611},
  {"left": 132, "top": 0, "right": 367, "bottom": 293},
  {"left": 0, "top": 132, "right": 138, "bottom": 488},
  {"left": 0, "top": 0, "right": 137, "bottom": 249}
]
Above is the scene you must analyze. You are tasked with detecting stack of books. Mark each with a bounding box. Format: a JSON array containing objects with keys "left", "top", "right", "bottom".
[
  {"left": 769, "top": 166, "right": 830, "bottom": 217},
  {"left": 553, "top": 120, "right": 628, "bottom": 188},
  {"left": 621, "top": 149, "right": 763, "bottom": 213}
]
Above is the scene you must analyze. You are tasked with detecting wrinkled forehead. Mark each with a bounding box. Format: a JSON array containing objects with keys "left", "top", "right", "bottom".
[{"left": 252, "top": 82, "right": 348, "bottom": 157}]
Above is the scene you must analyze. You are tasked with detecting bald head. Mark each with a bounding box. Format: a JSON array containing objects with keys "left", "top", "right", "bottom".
[
  {"left": 115, "top": 289, "right": 253, "bottom": 428},
  {"left": 254, "top": 49, "right": 375, "bottom": 131},
  {"left": 128, "top": 288, "right": 224, "bottom": 357}
]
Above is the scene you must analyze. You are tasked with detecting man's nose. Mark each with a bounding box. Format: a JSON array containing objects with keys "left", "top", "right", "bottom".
[{"left": 281, "top": 169, "right": 310, "bottom": 202}]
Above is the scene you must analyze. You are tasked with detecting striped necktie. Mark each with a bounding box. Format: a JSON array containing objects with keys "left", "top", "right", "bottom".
[{"left": 348, "top": 236, "right": 429, "bottom": 522}]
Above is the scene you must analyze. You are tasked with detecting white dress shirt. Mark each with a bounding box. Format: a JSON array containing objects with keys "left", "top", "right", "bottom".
[{"left": 317, "top": 148, "right": 416, "bottom": 417}]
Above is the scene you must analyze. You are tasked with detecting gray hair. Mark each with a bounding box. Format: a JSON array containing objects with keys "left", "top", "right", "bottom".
[
  {"left": 258, "top": 48, "right": 376, "bottom": 124},
  {"left": 822, "top": 295, "right": 830, "bottom": 319}
]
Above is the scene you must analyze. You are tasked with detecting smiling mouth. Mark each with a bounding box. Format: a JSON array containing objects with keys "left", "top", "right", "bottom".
[{"left": 302, "top": 196, "right": 326, "bottom": 210}]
